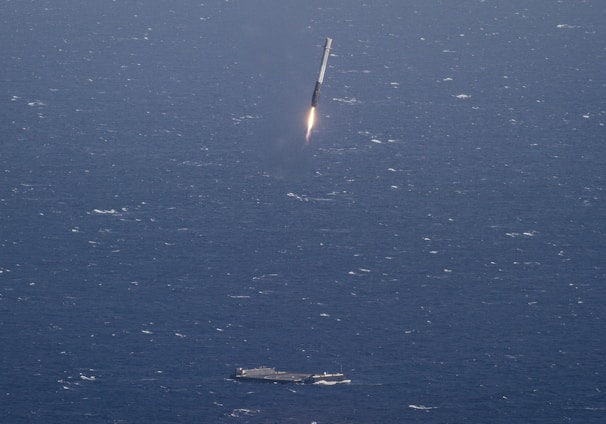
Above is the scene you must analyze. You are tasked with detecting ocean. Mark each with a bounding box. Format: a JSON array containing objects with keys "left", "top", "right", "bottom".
[{"left": 1, "top": 1, "right": 605, "bottom": 422}]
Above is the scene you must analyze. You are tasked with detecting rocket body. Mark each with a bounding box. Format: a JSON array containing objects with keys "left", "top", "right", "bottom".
[
  {"left": 311, "top": 38, "right": 332, "bottom": 107},
  {"left": 311, "top": 81, "right": 322, "bottom": 108}
]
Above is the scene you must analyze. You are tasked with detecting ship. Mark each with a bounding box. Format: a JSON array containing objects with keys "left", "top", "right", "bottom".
[{"left": 230, "top": 366, "right": 349, "bottom": 385}]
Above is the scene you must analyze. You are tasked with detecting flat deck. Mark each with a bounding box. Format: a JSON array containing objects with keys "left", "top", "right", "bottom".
[{"left": 231, "top": 367, "right": 313, "bottom": 384}]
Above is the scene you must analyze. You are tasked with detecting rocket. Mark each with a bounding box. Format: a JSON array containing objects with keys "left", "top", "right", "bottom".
[
  {"left": 311, "top": 38, "right": 332, "bottom": 107},
  {"left": 305, "top": 38, "right": 333, "bottom": 143}
]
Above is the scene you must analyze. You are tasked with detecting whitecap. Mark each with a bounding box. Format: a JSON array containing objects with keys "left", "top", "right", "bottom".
[
  {"left": 232, "top": 114, "right": 261, "bottom": 125},
  {"left": 92, "top": 208, "right": 118, "bottom": 215},
  {"left": 229, "top": 409, "right": 260, "bottom": 418},
  {"left": 314, "top": 379, "right": 351, "bottom": 385},
  {"left": 409, "top": 404, "right": 437, "bottom": 410},
  {"left": 286, "top": 192, "right": 308, "bottom": 202},
  {"left": 332, "top": 97, "right": 362, "bottom": 105}
]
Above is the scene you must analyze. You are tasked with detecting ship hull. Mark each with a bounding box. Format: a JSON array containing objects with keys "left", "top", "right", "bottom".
[{"left": 230, "top": 367, "right": 348, "bottom": 385}]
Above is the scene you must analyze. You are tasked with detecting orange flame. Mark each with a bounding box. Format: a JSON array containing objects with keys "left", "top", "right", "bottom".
[{"left": 305, "top": 106, "right": 316, "bottom": 144}]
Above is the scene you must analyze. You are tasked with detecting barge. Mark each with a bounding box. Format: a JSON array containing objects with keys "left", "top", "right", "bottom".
[{"left": 230, "top": 366, "right": 349, "bottom": 385}]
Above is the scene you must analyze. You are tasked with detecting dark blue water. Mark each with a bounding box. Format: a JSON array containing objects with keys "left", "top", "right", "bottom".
[{"left": 2, "top": 1, "right": 605, "bottom": 422}]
